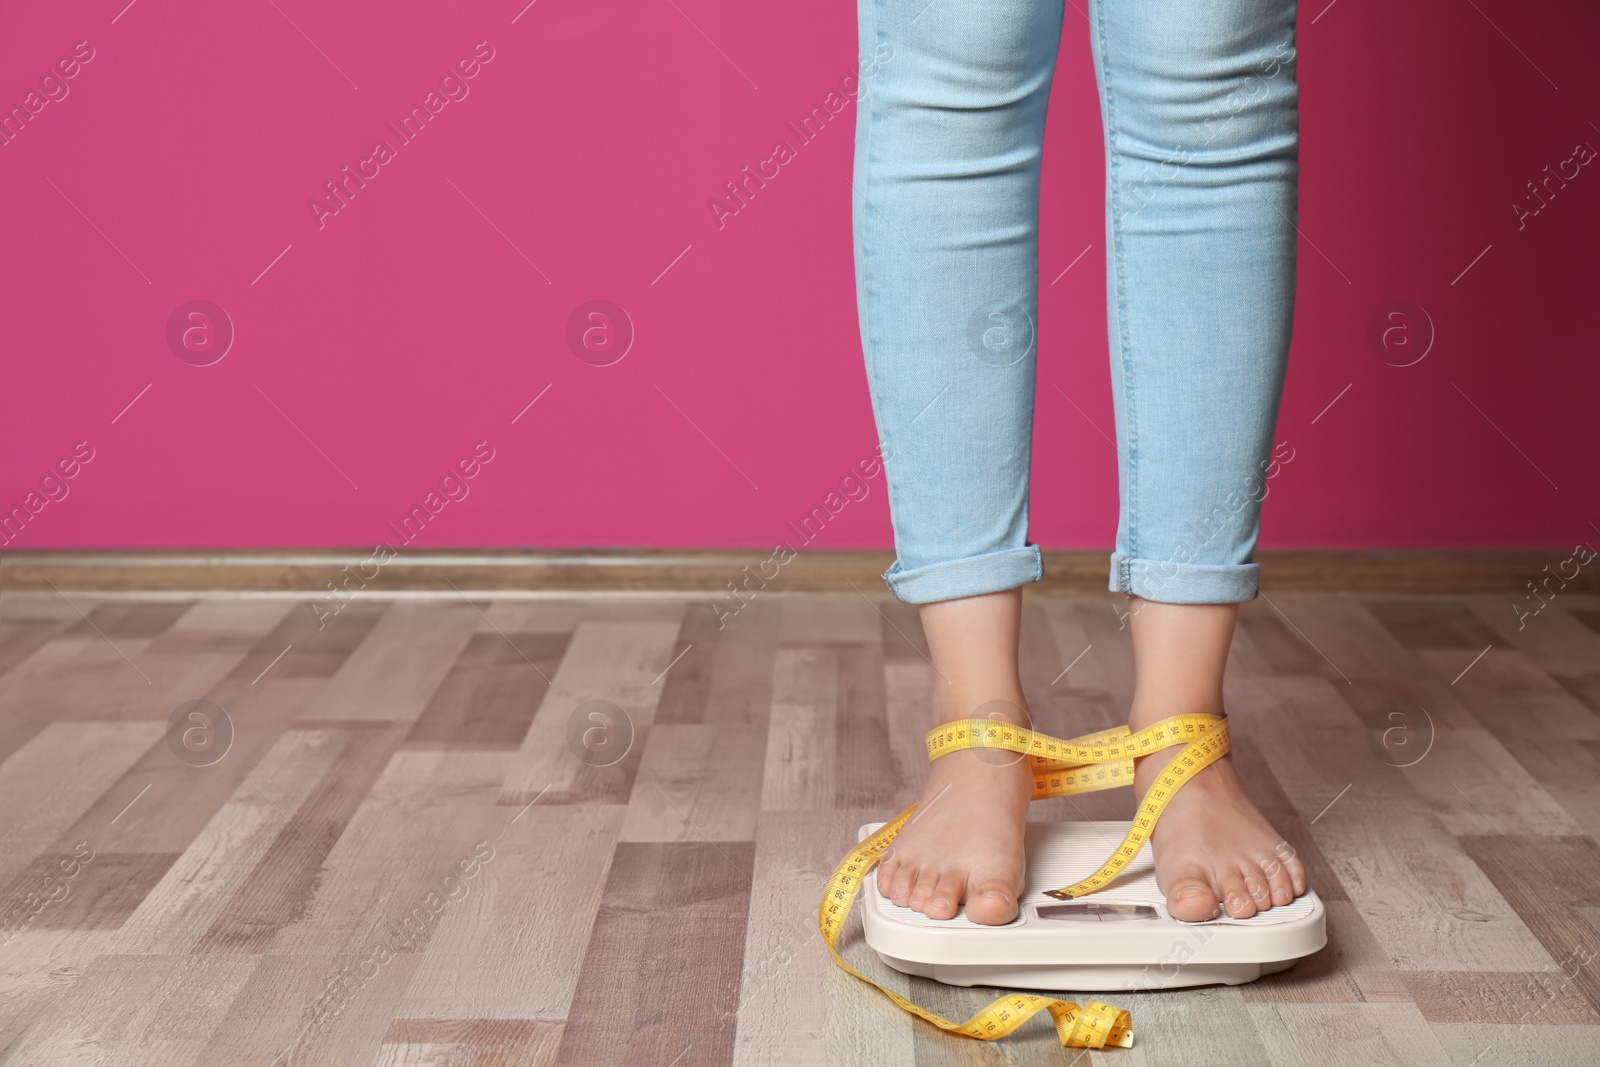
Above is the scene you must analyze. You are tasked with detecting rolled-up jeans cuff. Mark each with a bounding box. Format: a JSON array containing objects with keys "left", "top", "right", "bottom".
[
  {"left": 882, "top": 544, "right": 1043, "bottom": 604},
  {"left": 1109, "top": 552, "right": 1261, "bottom": 604}
]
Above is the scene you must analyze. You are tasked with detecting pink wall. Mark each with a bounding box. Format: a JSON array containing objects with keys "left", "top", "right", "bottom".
[{"left": 2, "top": 0, "right": 1595, "bottom": 554}]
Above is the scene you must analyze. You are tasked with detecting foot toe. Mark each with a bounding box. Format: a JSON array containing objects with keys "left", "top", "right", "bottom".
[
  {"left": 1268, "top": 839, "right": 1307, "bottom": 896},
  {"left": 1164, "top": 875, "right": 1221, "bottom": 922},
  {"left": 1242, "top": 869, "right": 1272, "bottom": 910},
  {"left": 1259, "top": 853, "right": 1295, "bottom": 906},
  {"left": 876, "top": 851, "right": 898, "bottom": 898},
  {"left": 908, "top": 867, "right": 942, "bottom": 912},
  {"left": 1285, "top": 850, "right": 1308, "bottom": 897},
  {"left": 1217, "top": 869, "right": 1257, "bottom": 919},
  {"left": 888, "top": 862, "right": 919, "bottom": 908},
  {"left": 963, "top": 875, "right": 1019, "bottom": 926},
  {"left": 923, "top": 870, "right": 963, "bottom": 921}
]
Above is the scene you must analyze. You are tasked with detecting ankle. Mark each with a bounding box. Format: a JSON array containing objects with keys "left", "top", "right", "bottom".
[
  {"left": 1127, "top": 702, "right": 1230, "bottom": 796},
  {"left": 1133, "top": 745, "right": 1234, "bottom": 798},
  {"left": 1126, "top": 692, "right": 1225, "bottom": 733},
  {"left": 926, "top": 748, "right": 1036, "bottom": 803},
  {"left": 931, "top": 684, "right": 1030, "bottom": 728}
]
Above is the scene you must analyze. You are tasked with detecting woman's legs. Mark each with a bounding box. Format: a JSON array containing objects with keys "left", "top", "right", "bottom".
[
  {"left": 1127, "top": 599, "right": 1306, "bottom": 920},
  {"left": 873, "top": 589, "right": 1035, "bottom": 925},
  {"left": 1091, "top": 0, "right": 1300, "bottom": 603},
  {"left": 853, "top": 0, "right": 1062, "bottom": 606},
  {"left": 1092, "top": 0, "right": 1307, "bottom": 920},
  {"left": 856, "top": 0, "right": 1306, "bottom": 923},
  {"left": 854, "top": 0, "right": 1063, "bottom": 926}
]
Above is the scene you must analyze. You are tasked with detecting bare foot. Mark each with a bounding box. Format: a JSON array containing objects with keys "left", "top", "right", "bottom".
[
  {"left": 1135, "top": 744, "right": 1307, "bottom": 922},
  {"left": 875, "top": 744, "right": 1034, "bottom": 925},
  {"left": 1121, "top": 597, "right": 1309, "bottom": 921}
]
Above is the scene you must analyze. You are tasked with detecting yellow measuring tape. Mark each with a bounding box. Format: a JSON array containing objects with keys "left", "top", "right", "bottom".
[{"left": 817, "top": 712, "right": 1230, "bottom": 1049}]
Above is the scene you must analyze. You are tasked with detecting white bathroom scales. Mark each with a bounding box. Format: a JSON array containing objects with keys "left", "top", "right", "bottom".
[{"left": 858, "top": 820, "right": 1326, "bottom": 992}]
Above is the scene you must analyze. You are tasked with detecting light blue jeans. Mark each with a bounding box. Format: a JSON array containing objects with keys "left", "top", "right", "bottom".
[{"left": 854, "top": 0, "right": 1299, "bottom": 605}]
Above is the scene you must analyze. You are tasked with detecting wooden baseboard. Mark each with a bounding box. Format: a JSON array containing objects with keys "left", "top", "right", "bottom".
[{"left": 0, "top": 548, "right": 1589, "bottom": 596}]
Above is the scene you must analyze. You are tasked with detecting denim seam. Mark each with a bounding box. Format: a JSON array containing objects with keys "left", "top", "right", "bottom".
[
  {"left": 1093, "top": 0, "right": 1138, "bottom": 594},
  {"left": 857, "top": 0, "right": 885, "bottom": 495},
  {"left": 1019, "top": 4, "right": 1063, "bottom": 591}
]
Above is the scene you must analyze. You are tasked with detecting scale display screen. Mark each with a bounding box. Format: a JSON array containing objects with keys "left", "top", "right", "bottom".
[{"left": 1035, "top": 902, "right": 1160, "bottom": 922}]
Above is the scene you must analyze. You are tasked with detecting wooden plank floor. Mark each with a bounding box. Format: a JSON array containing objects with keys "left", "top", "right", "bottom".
[{"left": 2, "top": 590, "right": 1599, "bottom": 1066}]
